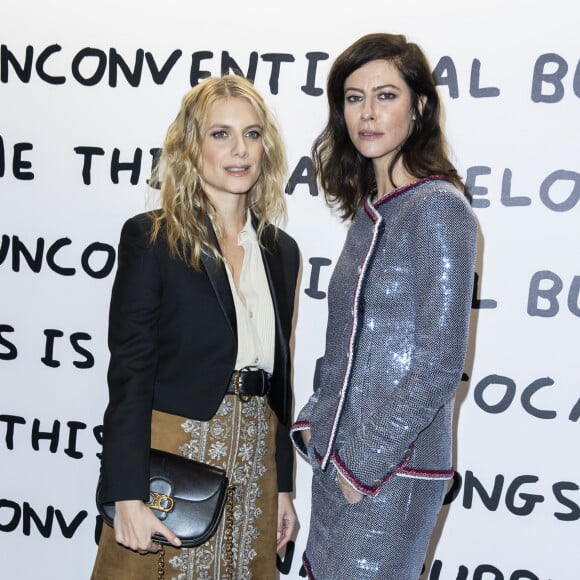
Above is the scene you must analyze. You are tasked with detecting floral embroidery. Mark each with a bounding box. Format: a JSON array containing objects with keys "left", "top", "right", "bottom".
[
  {"left": 167, "top": 395, "right": 271, "bottom": 580},
  {"left": 238, "top": 442, "right": 254, "bottom": 461},
  {"left": 209, "top": 441, "right": 227, "bottom": 460}
]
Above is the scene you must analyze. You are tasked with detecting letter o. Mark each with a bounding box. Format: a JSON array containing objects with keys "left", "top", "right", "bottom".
[
  {"left": 81, "top": 242, "right": 116, "bottom": 279},
  {"left": 71, "top": 47, "right": 107, "bottom": 86},
  {"left": 539, "top": 170, "right": 580, "bottom": 212},
  {"left": 473, "top": 375, "right": 516, "bottom": 414},
  {"left": 0, "top": 499, "right": 21, "bottom": 532}
]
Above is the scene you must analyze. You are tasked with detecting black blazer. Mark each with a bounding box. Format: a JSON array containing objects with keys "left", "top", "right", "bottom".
[{"left": 98, "top": 211, "right": 300, "bottom": 504}]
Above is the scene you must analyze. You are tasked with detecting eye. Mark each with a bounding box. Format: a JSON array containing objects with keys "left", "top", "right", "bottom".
[
  {"left": 210, "top": 130, "right": 229, "bottom": 139},
  {"left": 378, "top": 91, "right": 397, "bottom": 100},
  {"left": 345, "top": 94, "right": 363, "bottom": 104},
  {"left": 245, "top": 129, "right": 262, "bottom": 139}
]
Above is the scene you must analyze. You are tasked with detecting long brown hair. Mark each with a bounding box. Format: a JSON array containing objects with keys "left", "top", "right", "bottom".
[{"left": 313, "top": 33, "right": 465, "bottom": 220}]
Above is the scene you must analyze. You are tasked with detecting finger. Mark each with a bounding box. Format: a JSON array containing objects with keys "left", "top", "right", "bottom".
[
  {"left": 154, "top": 522, "right": 181, "bottom": 548},
  {"left": 287, "top": 515, "right": 297, "bottom": 536},
  {"left": 277, "top": 530, "right": 291, "bottom": 550},
  {"left": 276, "top": 519, "right": 292, "bottom": 550}
]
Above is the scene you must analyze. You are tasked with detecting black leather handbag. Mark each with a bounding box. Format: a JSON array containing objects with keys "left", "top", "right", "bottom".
[{"left": 97, "top": 448, "right": 230, "bottom": 547}]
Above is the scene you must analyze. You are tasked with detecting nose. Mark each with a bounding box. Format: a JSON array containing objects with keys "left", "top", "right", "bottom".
[
  {"left": 361, "top": 102, "right": 375, "bottom": 121},
  {"left": 232, "top": 135, "right": 248, "bottom": 158}
]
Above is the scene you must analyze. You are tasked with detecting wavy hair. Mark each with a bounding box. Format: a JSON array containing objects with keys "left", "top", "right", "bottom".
[
  {"left": 313, "top": 33, "right": 465, "bottom": 220},
  {"left": 150, "top": 75, "right": 287, "bottom": 269}
]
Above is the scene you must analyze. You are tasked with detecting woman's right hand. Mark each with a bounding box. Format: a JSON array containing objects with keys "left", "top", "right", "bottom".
[{"left": 113, "top": 499, "right": 181, "bottom": 553}]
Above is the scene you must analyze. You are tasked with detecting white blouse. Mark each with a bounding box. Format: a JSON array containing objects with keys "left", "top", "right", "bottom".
[{"left": 223, "top": 212, "right": 275, "bottom": 374}]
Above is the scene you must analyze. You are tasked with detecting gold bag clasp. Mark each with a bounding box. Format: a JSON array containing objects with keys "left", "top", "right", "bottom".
[{"left": 147, "top": 491, "right": 174, "bottom": 513}]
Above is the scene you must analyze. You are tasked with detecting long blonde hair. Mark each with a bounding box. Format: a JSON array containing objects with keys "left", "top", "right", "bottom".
[{"left": 151, "top": 75, "right": 287, "bottom": 269}]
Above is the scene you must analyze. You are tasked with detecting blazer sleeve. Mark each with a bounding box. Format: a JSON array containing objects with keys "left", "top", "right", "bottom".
[
  {"left": 334, "top": 190, "right": 477, "bottom": 495},
  {"left": 273, "top": 231, "right": 301, "bottom": 493},
  {"left": 98, "top": 214, "right": 161, "bottom": 504}
]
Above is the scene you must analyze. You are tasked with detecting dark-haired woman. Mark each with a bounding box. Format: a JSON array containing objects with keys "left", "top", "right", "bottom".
[{"left": 291, "top": 33, "right": 477, "bottom": 579}]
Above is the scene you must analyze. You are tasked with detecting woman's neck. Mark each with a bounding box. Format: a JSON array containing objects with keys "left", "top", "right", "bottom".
[
  {"left": 207, "top": 192, "right": 248, "bottom": 239},
  {"left": 372, "top": 158, "right": 417, "bottom": 199}
]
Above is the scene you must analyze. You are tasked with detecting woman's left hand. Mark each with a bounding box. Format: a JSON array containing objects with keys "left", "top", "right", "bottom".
[{"left": 276, "top": 492, "right": 297, "bottom": 551}]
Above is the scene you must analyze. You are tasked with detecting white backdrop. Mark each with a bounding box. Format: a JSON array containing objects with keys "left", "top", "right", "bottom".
[{"left": 1, "top": 1, "right": 578, "bottom": 578}]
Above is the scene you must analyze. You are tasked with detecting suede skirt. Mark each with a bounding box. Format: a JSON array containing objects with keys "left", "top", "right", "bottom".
[{"left": 92, "top": 394, "right": 278, "bottom": 580}]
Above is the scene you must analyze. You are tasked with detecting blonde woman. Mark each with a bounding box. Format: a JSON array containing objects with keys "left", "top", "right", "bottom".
[{"left": 92, "top": 75, "right": 299, "bottom": 579}]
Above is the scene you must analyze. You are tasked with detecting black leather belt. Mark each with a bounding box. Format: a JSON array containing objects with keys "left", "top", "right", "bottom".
[{"left": 225, "top": 367, "right": 271, "bottom": 400}]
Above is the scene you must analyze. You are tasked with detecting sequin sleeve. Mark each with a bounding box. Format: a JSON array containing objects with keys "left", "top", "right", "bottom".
[{"left": 291, "top": 357, "right": 324, "bottom": 458}]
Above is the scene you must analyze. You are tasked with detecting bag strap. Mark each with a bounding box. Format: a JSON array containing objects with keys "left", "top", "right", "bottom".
[
  {"left": 155, "top": 485, "right": 236, "bottom": 580},
  {"left": 156, "top": 543, "right": 165, "bottom": 580},
  {"left": 223, "top": 485, "right": 236, "bottom": 579}
]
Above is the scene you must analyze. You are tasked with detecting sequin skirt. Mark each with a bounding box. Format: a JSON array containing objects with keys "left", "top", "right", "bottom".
[
  {"left": 92, "top": 395, "right": 278, "bottom": 580},
  {"left": 303, "top": 460, "right": 446, "bottom": 580}
]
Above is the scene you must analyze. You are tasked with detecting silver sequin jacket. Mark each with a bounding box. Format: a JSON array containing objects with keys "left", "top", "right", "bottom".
[{"left": 291, "top": 177, "right": 477, "bottom": 496}]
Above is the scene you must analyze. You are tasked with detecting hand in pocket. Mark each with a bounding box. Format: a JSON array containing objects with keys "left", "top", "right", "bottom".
[{"left": 337, "top": 471, "right": 364, "bottom": 505}]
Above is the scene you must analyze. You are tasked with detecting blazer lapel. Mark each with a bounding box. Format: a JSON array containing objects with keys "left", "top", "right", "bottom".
[{"left": 199, "top": 217, "right": 237, "bottom": 340}]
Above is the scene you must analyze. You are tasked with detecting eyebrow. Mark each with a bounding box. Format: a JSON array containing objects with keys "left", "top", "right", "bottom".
[
  {"left": 207, "top": 123, "right": 263, "bottom": 131},
  {"left": 344, "top": 83, "right": 400, "bottom": 93}
]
